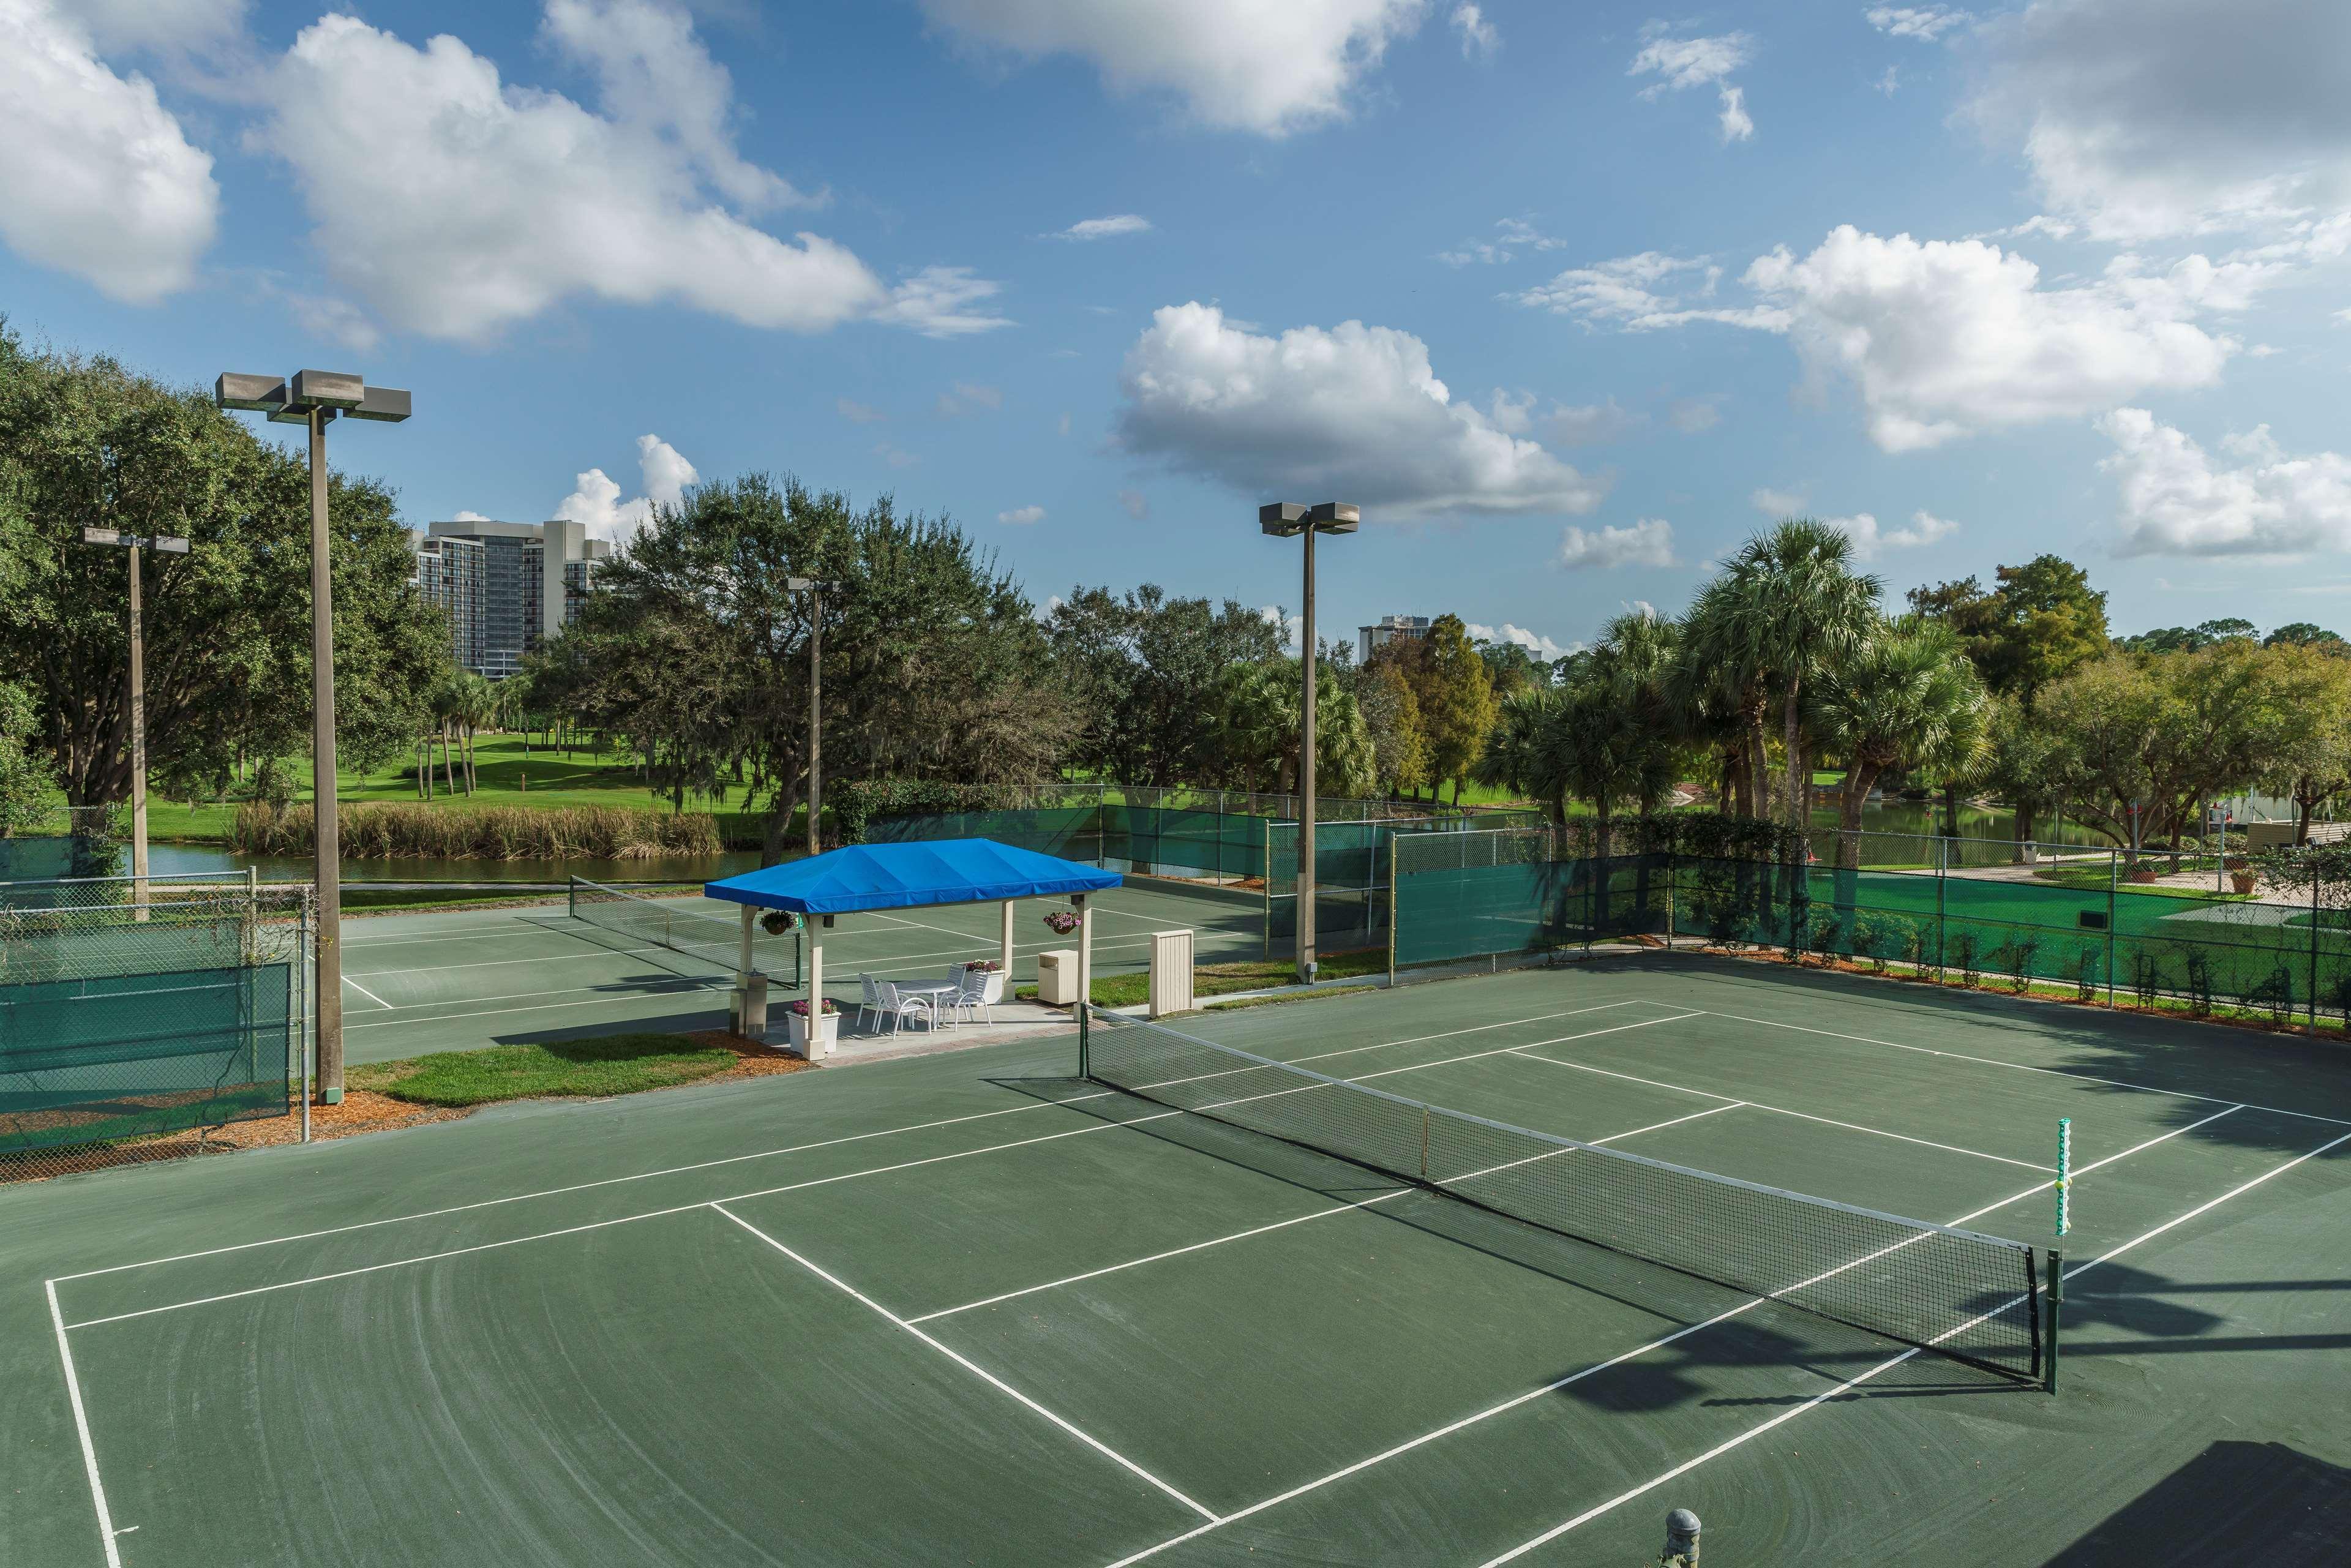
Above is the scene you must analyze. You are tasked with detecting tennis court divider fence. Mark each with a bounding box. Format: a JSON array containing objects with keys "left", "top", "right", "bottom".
[
  {"left": 1079, "top": 1008, "right": 2047, "bottom": 1384},
  {"left": 1, "top": 872, "right": 312, "bottom": 1181},
  {"left": 1389, "top": 825, "right": 2351, "bottom": 1033}
]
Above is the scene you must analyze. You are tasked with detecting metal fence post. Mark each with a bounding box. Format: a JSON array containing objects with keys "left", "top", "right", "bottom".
[
  {"left": 1387, "top": 835, "right": 1399, "bottom": 988},
  {"left": 2107, "top": 849, "right": 2118, "bottom": 1009},
  {"left": 2312, "top": 869, "right": 2323, "bottom": 1037}
]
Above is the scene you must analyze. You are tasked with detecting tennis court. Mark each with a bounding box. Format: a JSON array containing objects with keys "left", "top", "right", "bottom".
[
  {"left": 10, "top": 951, "right": 2348, "bottom": 1565},
  {"left": 328, "top": 876, "right": 1264, "bottom": 1063}
]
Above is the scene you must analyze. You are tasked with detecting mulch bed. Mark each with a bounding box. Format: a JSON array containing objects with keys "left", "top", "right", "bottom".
[{"left": 1, "top": 1029, "right": 812, "bottom": 1185}]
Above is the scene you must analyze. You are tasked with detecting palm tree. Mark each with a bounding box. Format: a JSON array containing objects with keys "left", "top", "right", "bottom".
[
  {"left": 1679, "top": 574, "right": 1775, "bottom": 817},
  {"left": 1810, "top": 616, "right": 1989, "bottom": 871},
  {"left": 1472, "top": 686, "right": 1567, "bottom": 822},
  {"left": 1715, "top": 520, "right": 1883, "bottom": 835}
]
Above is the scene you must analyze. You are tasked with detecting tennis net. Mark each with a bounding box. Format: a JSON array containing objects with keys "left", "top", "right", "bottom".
[
  {"left": 1082, "top": 1011, "right": 2044, "bottom": 1382},
  {"left": 567, "top": 877, "right": 800, "bottom": 983}
]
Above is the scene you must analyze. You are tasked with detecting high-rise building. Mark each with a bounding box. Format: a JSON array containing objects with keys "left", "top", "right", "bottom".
[
  {"left": 411, "top": 519, "right": 611, "bottom": 680},
  {"left": 1359, "top": 613, "right": 1431, "bottom": 664}
]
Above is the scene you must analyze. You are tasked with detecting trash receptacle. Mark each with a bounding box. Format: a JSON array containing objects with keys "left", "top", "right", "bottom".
[{"left": 1036, "top": 949, "right": 1080, "bottom": 1005}]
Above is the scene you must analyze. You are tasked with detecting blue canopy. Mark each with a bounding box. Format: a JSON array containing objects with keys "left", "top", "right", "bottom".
[{"left": 703, "top": 838, "right": 1122, "bottom": 916}]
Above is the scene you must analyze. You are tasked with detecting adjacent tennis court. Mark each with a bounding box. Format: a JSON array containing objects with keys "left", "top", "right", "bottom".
[
  {"left": 11, "top": 952, "right": 2348, "bottom": 1565},
  {"left": 328, "top": 876, "right": 1263, "bottom": 1063}
]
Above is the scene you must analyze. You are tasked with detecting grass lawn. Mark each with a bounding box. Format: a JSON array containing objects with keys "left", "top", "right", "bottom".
[
  {"left": 141, "top": 734, "right": 778, "bottom": 844},
  {"left": 347, "top": 1033, "right": 740, "bottom": 1107}
]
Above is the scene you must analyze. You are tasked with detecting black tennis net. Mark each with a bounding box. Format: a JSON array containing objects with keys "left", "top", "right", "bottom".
[
  {"left": 567, "top": 877, "right": 800, "bottom": 983},
  {"left": 1082, "top": 1011, "right": 2044, "bottom": 1382}
]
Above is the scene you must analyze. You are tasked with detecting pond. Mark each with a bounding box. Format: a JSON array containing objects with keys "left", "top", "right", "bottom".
[{"left": 148, "top": 843, "right": 763, "bottom": 887}]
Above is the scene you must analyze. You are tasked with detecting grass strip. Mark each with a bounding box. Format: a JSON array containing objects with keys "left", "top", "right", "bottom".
[
  {"left": 1206, "top": 985, "right": 1379, "bottom": 1013},
  {"left": 347, "top": 1033, "right": 738, "bottom": 1107}
]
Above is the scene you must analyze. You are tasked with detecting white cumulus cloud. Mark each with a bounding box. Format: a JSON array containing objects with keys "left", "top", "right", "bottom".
[
  {"left": 1558, "top": 519, "right": 1676, "bottom": 570},
  {"left": 1629, "top": 25, "right": 1756, "bottom": 143},
  {"left": 0, "top": 0, "right": 219, "bottom": 303},
  {"left": 1507, "top": 251, "right": 1785, "bottom": 331},
  {"left": 1865, "top": 6, "right": 1971, "bottom": 43},
  {"left": 1115, "top": 302, "right": 1607, "bottom": 520},
  {"left": 555, "top": 433, "right": 699, "bottom": 543},
  {"left": 1745, "top": 227, "right": 2247, "bottom": 451},
  {"left": 2100, "top": 408, "right": 2351, "bottom": 557},
  {"left": 916, "top": 0, "right": 1430, "bottom": 137},
  {"left": 1750, "top": 487, "right": 1809, "bottom": 514},
  {"left": 1466, "top": 621, "right": 1572, "bottom": 659},
  {"left": 1049, "top": 214, "right": 1152, "bottom": 241},
  {"left": 251, "top": 9, "right": 1004, "bottom": 342},
  {"left": 1450, "top": 4, "right": 1498, "bottom": 59},
  {"left": 997, "top": 505, "right": 1046, "bottom": 525},
  {"left": 1823, "top": 509, "right": 1960, "bottom": 557},
  {"left": 1968, "top": 0, "right": 2351, "bottom": 241}
]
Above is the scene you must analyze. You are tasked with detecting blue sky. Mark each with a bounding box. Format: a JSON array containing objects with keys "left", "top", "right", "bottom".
[{"left": 5, "top": 1, "right": 2348, "bottom": 656}]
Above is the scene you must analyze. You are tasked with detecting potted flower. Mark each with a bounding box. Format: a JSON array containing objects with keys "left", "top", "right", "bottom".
[
  {"left": 2230, "top": 868, "right": 2258, "bottom": 896},
  {"left": 785, "top": 996, "right": 839, "bottom": 1054},
  {"left": 761, "top": 909, "right": 800, "bottom": 937},
  {"left": 961, "top": 958, "right": 1007, "bottom": 1006},
  {"left": 1042, "top": 910, "right": 1079, "bottom": 936}
]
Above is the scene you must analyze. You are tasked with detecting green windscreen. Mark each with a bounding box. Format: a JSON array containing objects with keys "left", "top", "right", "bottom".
[{"left": 1, "top": 962, "right": 294, "bottom": 1155}]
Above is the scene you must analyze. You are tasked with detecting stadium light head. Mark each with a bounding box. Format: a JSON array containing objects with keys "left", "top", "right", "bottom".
[
  {"left": 787, "top": 576, "right": 826, "bottom": 592},
  {"left": 1260, "top": 501, "right": 1360, "bottom": 536},
  {"left": 214, "top": 373, "right": 288, "bottom": 415}
]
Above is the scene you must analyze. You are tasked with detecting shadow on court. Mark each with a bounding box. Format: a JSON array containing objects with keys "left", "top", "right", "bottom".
[
  {"left": 2041, "top": 1441, "right": 2351, "bottom": 1566},
  {"left": 991, "top": 1073, "right": 2035, "bottom": 1416},
  {"left": 1632, "top": 952, "right": 2351, "bottom": 1150}
]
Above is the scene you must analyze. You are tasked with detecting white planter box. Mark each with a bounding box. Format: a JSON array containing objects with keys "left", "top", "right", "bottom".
[
  {"left": 962, "top": 969, "right": 1007, "bottom": 1005},
  {"left": 787, "top": 1010, "right": 839, "bottom": 1059}
]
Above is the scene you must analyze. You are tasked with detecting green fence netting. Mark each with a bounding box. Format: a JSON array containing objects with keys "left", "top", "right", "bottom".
[
  {"left": 1, "top": 961, "right": 295, "bottom": 1157},
  {"left": 1270, "top": 811, "right": 1550, "bottom": 958},
  {"left": 1393, "top": 844, "right": 2351, "bottom": 1029}
]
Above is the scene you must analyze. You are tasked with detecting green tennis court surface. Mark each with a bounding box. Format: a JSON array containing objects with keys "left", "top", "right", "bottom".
[
  {"left": 8, "top": 956, "right": 2349, "bottom": 1565},
  {"left": 327, "top": 877, "right": 1264, "bottom": 1064}
]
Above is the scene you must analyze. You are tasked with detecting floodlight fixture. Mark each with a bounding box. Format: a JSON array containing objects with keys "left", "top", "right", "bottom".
[{"left": 213, "top": 363, "right": 411, "bottom": 1109}]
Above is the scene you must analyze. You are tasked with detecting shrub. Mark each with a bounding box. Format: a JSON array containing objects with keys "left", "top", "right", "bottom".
[
  {"left": 2074, "top": 946, "right": 2100, "bottom": 1003},
  {"left": 1949, "top": 932, "right": 1979, "bottom": 988},
  {"left": 2131, "top": 951, "right": 2164, "bottom": 1008},
  {"left": 231, "top": 802, "right": 720, "bottom": 860},
  {"left": 2249, "top": 964, "right": 2296, "bottom": 1025},
  {"left": 2182, "top": 948, "right": 2215, "bottom": 1015}
]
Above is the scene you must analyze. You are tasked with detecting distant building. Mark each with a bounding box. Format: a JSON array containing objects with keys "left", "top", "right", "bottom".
[
  {"left": 1359, "top": 614, "right": 1431, "bottom": 664},
  {"left": 412, "top": 519, "right": 612, "bottom": 680}
]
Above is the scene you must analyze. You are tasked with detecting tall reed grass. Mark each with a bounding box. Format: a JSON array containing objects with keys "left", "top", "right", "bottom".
[{"left": 231, "top": 803, "right": 722, "bottom": 860}]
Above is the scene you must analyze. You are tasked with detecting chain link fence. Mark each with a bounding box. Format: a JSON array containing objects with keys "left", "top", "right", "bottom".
[
  {"left": 1, "top": 872, "right": 312, "bottom": 1182},
  {"left": 1393, "top": 827, "right": 2351, "bottom": 1036}
]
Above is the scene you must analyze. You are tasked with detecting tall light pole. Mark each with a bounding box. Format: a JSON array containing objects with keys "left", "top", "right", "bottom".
[
  {"left": 77, "top": 526, "right": 189, "bottom": 918},
  {"left": 215, "top": 370, "right": 410, "bottom": 1104},
  {"left": 787, "top": 577, "right": 827, "bottom": 856},
  {"left": 1259, "top": 501, "right": 1360, "bottom": 984}
]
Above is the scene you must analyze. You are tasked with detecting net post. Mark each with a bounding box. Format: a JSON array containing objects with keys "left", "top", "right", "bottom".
[
  {"left": 1419, "top": 1103, "right": 1430, "bottom": 1180},
  {"left": 1077, "top": 1000, "right": 1090, "bottom": 1081},
  {"left": 2044, "top": 1247, "right": 2063, "bottom": 1394},
  {"left": 1387, "top": 834, "right": 1399, "bottom": 988}
]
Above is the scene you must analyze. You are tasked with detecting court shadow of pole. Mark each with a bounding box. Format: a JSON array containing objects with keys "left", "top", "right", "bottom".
[{"left": 2039, "top": 1441, "right": 2351, "bottom": 1566}]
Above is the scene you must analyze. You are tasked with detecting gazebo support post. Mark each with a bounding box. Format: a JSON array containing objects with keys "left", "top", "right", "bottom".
[
  {"left": 730, "top": 905, "right": 767, "bottom": 1039},
  {"left": 999, "top": 899, "right": 1016, "bottom": 975},
  {"left": 806, "top": 937, "right": 825, "bottom": 1060}
]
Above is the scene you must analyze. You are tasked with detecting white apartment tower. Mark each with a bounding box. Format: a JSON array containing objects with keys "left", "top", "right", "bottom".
[{"left": 412, "top": 519, "right": 612, "bottom": 680}]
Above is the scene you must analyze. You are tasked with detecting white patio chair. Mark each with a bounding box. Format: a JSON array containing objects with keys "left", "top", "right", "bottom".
[
  {"left": 873, "top": 980, "right": 936, "bottom": 1036},
  {"left": 947, "top": 967, "right": 997, "bottom": 1026},
  {"left": 856, "top": 973, "right": 879, "bottom": 1030}
]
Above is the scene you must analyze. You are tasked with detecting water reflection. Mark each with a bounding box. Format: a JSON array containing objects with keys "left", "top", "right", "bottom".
[{"left": 150, "top": 842, "right": 762, "bottom": 886}]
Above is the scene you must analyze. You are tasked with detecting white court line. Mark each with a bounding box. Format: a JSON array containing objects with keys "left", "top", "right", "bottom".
[
  {"left": 1474, "top": 1120, "right": 2351, "bottom": 1567},
  {"left": 909, "top": 1102, "right": 1745, "bottom": 1324},
  {"left": 340, "top": 974, "right": 393, "bottom": 1011},
  {"left": 1501, "top": 1049, "right": 2045, "bottom": 1170},
  {"left": 55, "top": 1098, "right": 1120, "bottom": 1283},
  {"left": 64, "top": 998, "right": 1637, "bottom": 1283},
  {"left": 1706, "top": 1008, "right": 2351, "bottom": 1128},
  {"left": 59, "top": 1111, "right": 1191, "bottom": 1330},
  {"left": 345, "top": 988, "right": 720, "bottom": 1030},
  {"left": 1095, "top": 1105, "right": 2245, "bottom": 1567},
  {"left": 710, "top": 1203, "right": 1220, "bottom": 1523},
  {"left": 45, "top": 1281, "right": 123, "bottom": 1568},
  {"left": 348, "top": 945, "right": 672, "bottom": 978}
]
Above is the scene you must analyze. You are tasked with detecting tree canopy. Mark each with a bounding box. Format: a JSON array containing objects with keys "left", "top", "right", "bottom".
[{"left": 0, "top": 322, "right": 449, "bottom": 808}]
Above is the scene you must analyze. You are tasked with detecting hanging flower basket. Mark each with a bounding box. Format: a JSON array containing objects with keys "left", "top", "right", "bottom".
[
  {"left": 760, "top": 909, "right": 800, "bottom": 937},
  {"left": 1041, "top": 911, "right": 1079, "bottom": 936}
]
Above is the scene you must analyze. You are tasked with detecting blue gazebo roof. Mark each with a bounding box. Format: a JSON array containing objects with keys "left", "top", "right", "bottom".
[{"left": 703, "top": 838, "right": 1121, "bottom": 916}]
